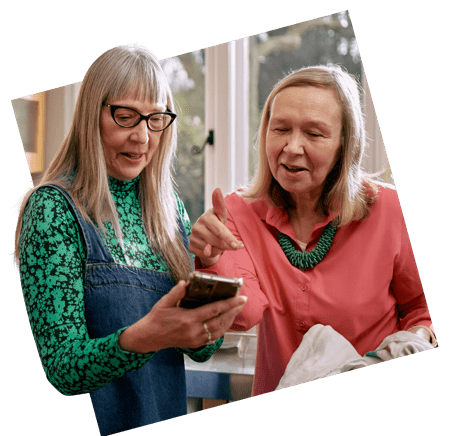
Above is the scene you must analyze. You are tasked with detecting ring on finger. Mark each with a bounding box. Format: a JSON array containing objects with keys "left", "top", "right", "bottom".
[{"left": 203, "top": 322, "right": 213, "bottom": 345}]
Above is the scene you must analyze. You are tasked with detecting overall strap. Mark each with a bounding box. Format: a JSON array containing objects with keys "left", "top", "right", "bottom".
[
  {"left": 176, "top": 213, "right": 190, "bottom": 251},
  {"left": 40, "top": 184, "right": 191, "bottom": 268}
]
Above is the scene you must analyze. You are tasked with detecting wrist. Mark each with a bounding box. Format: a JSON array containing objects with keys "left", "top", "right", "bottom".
[
  {"left": 118, "top": 325, "right": 141, "bottom": 353},
  {"left": 118, "top": 322, "right": 159, "bottom": 354},
  {"left": 407, "top": 325, "right": 437, "bottom": 347}
]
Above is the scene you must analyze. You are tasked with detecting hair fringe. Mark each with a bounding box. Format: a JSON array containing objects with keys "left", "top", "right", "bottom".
[{"left": 14, "top": 45, "right": 192, "bottom": 282}]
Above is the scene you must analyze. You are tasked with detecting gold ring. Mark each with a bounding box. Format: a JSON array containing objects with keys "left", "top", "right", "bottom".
[{"left": 203, "top": 322, "right": 212, "bottom": 344}]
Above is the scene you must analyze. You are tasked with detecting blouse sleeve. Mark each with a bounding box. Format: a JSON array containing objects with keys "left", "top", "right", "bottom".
[
  {"left": 177, "top": 337, "right": 224, "bottom": 362},
  {"left": 389, "top": 191, "right": 432, "bottom": 331},
  {"left": 19, "top": 187, "right": 154, "bottom": 396},
  {"left": 195, "top": 197, "right": 269, "bottom": 332}
]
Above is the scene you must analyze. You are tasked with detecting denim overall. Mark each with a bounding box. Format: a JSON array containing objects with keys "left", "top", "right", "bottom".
[{"left": 49, "top": 185, "right": 189, "bottom": 436}]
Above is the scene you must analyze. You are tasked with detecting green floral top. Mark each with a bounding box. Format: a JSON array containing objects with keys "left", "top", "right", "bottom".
[{"left": 19, "top": 175, "right": 222, "bottom": 396}]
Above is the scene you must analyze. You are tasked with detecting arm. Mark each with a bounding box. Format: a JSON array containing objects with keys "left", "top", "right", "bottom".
[
  {"left": 190, "top": 189, "right": 268, "bottom": 331},
  {"left": 390, "top": 196, "right": 435, "bottom": 343},
  {"left": 112, "top": 190, "right": 246, "bottom": 357},
  {"left": 19, "top": 188, "right": 154, "bottom": 396}
]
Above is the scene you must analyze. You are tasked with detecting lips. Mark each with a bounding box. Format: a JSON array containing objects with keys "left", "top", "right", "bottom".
[
  {"left": 282, "top": 163, "right": 307, "bottom": 172},
  {"left": 122, "top": 153, "right": 143, "bottom": 159}
]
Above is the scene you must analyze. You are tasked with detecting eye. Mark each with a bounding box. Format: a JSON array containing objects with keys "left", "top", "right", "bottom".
[
  {"left": 308, "top": 132, "right": 322, "bottom": 137},
  {"left": 149, "top": 114, "right": 168, "bottom": 129},
  {"left": 114, "top": 108, "right": 139, "bottom": 125}
]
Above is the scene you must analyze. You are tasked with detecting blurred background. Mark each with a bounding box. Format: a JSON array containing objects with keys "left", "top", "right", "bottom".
[{"left": 12, "top": 10, "right": 390, "bottom": 226}]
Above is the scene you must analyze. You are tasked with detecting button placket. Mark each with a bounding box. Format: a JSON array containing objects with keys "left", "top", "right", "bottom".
[{"left": 295, "top": 277, "right": 310, "bottom": 333}]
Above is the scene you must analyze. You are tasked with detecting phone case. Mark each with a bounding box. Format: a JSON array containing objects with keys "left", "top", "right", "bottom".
[{"left": 179, "top": 272, "right": 243, "bottom": 309}]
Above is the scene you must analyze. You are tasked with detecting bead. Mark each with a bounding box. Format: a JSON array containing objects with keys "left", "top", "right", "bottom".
[{"left": 278, "top": 223, "right": 337, "bottom": 270}]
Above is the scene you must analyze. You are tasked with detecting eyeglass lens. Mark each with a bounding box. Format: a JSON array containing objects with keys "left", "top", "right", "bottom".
[{"left": 114, "top": 107, "right": 172, "bottom": 131}]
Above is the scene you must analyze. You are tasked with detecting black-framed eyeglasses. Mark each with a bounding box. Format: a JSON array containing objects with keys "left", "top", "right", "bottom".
[{"left": 102, "top": 103, "right": 177, "bottom": 132}]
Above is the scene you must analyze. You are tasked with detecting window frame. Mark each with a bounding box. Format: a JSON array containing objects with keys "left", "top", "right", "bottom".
[{"left": 203, "top": 40, "right": 250, "bottom": 209}]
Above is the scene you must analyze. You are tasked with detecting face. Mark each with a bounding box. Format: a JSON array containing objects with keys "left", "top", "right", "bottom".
[
  {"left": 99, "top": 93, "right": 167, "bottom": 181},
  {"left": 266, "top": 85, "right": 343, "bottom": 205}
]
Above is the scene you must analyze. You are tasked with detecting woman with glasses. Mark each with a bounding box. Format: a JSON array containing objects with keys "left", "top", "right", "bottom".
[{"left": 14, "top": 45, "right": 246, "bottom": 436}]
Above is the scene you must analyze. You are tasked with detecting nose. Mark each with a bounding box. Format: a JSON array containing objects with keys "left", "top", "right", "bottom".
[
  {"left": 130, "top": 119, "right": 149, "bottom": 145},
  {"left": 283, "top": 130, "right": 305, "bottom": 155}
]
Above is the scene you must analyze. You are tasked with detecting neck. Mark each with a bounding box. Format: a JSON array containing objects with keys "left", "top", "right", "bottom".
[
  {"left": 289, "top": 191, "right": 323, "bottom": 219},
  {"left": 288, "top": 193, "right": 326, "bottom": 243},
  {"left": 289, "top": 205, "right": 325, "bottom": 229}
]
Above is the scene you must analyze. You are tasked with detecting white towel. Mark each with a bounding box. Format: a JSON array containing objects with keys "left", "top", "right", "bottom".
[
  {"left": 365, "top": 330, "right": 433, "bottom": 361},
  {"left": 276, "top": 325, "right": 433, "bottom": 390}
]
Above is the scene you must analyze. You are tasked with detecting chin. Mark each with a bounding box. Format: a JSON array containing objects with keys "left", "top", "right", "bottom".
[
  {"left": 278, "top": 180, "right": 306, "bottom": 194},
  {"left": 125, "top": 171, "right": 142, "bottom": 181},
  {"left": 111, "top": 169, "right": 142, "bottom": 181}
]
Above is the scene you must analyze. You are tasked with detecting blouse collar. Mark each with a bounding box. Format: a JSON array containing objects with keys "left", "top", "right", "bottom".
[
  {"left": 108, "top": 175, "right": 140, "bottom": 193},
  {"left": 254, "top": 196, "right": 338, "bottom": 242}
]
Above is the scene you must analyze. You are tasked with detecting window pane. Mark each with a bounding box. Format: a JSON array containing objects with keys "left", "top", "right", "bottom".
[{"left": 160, "top": 50, "right": 205, "bottom": 225}]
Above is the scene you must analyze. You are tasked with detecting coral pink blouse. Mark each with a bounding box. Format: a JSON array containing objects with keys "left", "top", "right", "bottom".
[{"left": 197, "top": 186, "right": 432, "bottom": 396}]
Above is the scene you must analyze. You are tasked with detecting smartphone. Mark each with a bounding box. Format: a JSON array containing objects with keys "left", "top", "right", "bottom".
[{"left": 179, "top": 271, "right": 243, "bottom": 309}]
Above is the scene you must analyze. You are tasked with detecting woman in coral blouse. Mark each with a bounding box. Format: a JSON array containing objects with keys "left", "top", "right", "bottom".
[{"left": 190, "top": 64, "right": 436, "bottom": 396}]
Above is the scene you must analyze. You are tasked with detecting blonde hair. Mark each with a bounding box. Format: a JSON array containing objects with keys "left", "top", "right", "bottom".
[
  {"left": 243, "top": 64, "right": 380, "bottom": 227},
  {"left": 15, "top": 45, "right": 192, "bottom": 282}
]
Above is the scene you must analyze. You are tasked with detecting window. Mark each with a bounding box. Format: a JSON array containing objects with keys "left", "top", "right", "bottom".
[
  {"left": 248, "top": 11, "right": 364, "bottom": 178},
  {"left": 11, "top": 93, "right": 46, "bottom": 174},
  {"left": 202, "top": 11, "right": 393, "bottom": 200},
  {"left": 160, "top": 51, "right": 206, "bottom": 224}
]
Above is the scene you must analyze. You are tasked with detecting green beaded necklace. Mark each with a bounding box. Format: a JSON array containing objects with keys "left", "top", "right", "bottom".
[{"left": 278, "top": 223, "right": 337, "bottom": 270}]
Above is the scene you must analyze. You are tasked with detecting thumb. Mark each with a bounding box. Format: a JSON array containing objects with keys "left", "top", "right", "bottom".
[
  {"left": 156, "top": 280, "right": 188, "bottom": 308},
  {"left": 212, "top": 188, "right": 228, "bottom": 224}
]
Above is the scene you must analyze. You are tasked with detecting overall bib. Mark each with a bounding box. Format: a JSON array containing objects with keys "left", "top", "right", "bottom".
[{"left": 50, "top": 185, "right": 189, "bottom": 436}]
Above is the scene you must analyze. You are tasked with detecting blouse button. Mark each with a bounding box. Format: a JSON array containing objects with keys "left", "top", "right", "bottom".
[
  {"left": 299, "top": 321, "right": 306, "bottom": 328},
  {"left": 300, "top": 285, "right": 307, "bottom": 291}
]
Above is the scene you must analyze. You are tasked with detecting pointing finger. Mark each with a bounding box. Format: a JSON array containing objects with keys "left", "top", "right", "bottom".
[{"left": 212, "top": 188, "right": 228, "bottom": 224}]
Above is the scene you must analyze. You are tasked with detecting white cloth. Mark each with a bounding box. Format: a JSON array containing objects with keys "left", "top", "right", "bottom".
[
  {"left": 276, "top": 324, "right": 433, "bottom": 390},
  {"left": 365, "top": 330, "right": 434, "bottom": 360}
]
